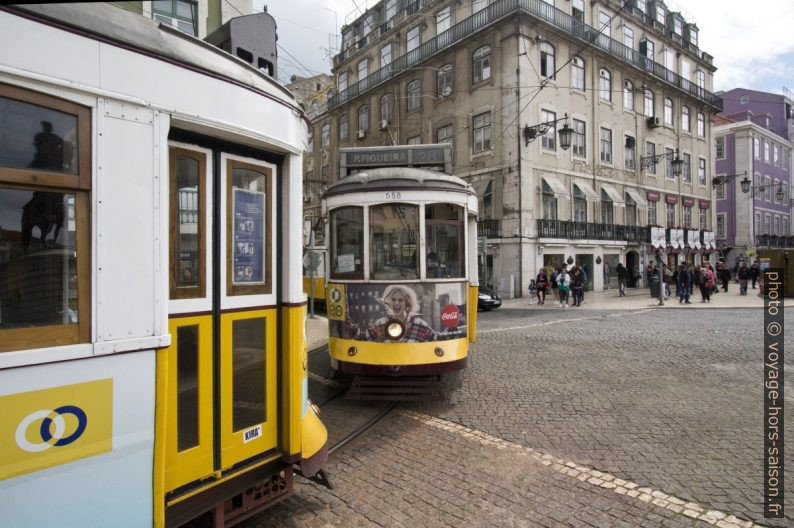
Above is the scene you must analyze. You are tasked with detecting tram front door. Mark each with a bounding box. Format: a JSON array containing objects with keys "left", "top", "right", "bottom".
[{"left": 160, "top": 144, "right": 280, "bottom": 494}]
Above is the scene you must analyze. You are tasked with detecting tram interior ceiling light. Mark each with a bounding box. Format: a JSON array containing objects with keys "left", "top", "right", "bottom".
[
  {"left": 640, "top": 148, "right": 683, "bottom": 176},
  {"left": 524, "top": 113, "right": 573, "bottom": 150}
]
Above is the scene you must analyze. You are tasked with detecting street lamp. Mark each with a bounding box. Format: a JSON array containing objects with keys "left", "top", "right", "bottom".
[
  {"left": 738, "top": 175, "right": 786, "bottom": 201},
  {"left": 524, "top": 113, "right": 573, "bottom": 149},
  {"left": 640, "top": 148, "right": 683, "bottom": 176},
  {"left": 711, "top": 171, "right": 747, "bottom": 189}
]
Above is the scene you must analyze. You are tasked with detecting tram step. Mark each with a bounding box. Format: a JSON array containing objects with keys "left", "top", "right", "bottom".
[{"left": 346, "top": 376, "right": 442, "bottom": 401}]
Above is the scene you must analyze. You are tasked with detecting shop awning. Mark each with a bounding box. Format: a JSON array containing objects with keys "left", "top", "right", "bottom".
[
  {"left": 572, "top": 180, "right": 599, "bottom": 201},
  {"left": 542, "top": 176, "right": 569, "bottom": 197},
  {"left": 600, "top": 184, "right": 625, "bottom": 205},
  {"left": 625, "top": 188, "right": 648, "bottom": 207}
]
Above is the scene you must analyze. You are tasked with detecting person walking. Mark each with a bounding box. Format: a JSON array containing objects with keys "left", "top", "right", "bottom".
[
  {"left": 557, "top": 267, "right": 571, "bottom": 308},
  {"left": 700, "top": 266, "right": 714, "bottom": 303},
  {"left": 571, "top": 268, "right": 585, "bottom": 306},
  {"left": 550, "top": 268, "right": 559, "bottom": 305},
  {"left": 708, "top": 263, "right": 718, "bottom": 296},
  {"left": 663, "top": 264, "right": 673, "bottom": 298},
  {"left": 616, "top": 262, "right": 628, "bottom": 297},
  {"left": 717, "top": 262, "right": 731, "bottom": 292},
  {"left": 676, "top": 263, "right": 692, "bottom": 304},
  {"left": 737, "top": 262, "right": 750, "bottom": 295},
  {"left": 750, "top": 260, "right": 760, "bottom": 289},
  {"left": 536, "top": 268, "right": 548, "bottom": 305}
]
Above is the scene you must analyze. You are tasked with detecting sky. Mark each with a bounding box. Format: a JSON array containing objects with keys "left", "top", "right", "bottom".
[{"left": 258, "top": 0, "right": 794, "bottom": 97}]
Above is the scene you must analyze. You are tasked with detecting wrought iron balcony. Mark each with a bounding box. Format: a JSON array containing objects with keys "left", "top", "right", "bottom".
[
  {"left": 756, "top": 234, "right": 794, "bottom": 248},
  {"left": 477, "top": 219, "right": 501, "bottom": 238},
  {"left": 328, "top": 0, "right": 721, "bottom": 112},
  {"left": 537, "top": 219, "right": 651, "bottom": 243}
]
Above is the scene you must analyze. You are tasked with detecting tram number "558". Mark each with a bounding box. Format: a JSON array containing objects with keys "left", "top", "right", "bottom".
[{"left": 384, "top": 191, "right": 401, "bottom": 200}]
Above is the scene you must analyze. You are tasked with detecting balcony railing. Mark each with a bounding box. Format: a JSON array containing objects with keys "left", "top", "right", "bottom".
[
  {"left": 477, "top": 219, "right": 501, "bottom": 238},
  {"left": 756, "top": 235, "right": 794, "bottom": 248},
  {"left": 328, "top": 0, "right": 721, "bottom": 112},
  {"left": 537, "top": 219, "right": 651, "bottom": 243}
]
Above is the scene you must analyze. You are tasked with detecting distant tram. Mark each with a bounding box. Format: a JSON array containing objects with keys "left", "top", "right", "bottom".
[
  {"left": 0, "top": 4, "right": 326, "bottom": 527},
  {"left": 322, "top": 145, "right": 479, "bottom": 397}
]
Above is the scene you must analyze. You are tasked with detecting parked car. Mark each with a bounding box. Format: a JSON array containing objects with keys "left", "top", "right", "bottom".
[{"left": 477, "top": 286, "right": 502, "bottom": 311}]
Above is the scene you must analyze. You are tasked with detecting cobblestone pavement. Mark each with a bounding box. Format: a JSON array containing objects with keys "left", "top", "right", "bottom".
[{"left": 241, "top": 306, "right": 791, "bottom": 527}]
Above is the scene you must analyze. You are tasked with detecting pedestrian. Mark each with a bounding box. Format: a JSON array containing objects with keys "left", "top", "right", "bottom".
[
  {"left": 557, "top": 267, "right": 571, "bottom": 308},
  {"left": 646, "top": 264, "right": 654, "bottom": 289},
  {"left": 528, "top": 279, "right": 537, "bottom": 304},
  {"left": 572, "top": 268, "right": 584, "bottom": 306},
  {"left": 536, "top": 268, "right": 548, "bottom": 305},
  {"left": 718, "top": 262, "right": 731, "bottom": 292},
  {"left": 616, "top": 262, "right": 628, "bottom": 297},
  {"left": 676, "top": 263, "right": 692, "bottom": 304},
  {"left": 687, "top": 264, "right": 696, "bottom": 297},
  {"left": 737, "top": 262, "right": 750, "bottom": 295},
  {"left": 750, "top": 260, "right": 760, "bottom": 289},
  {"left": 663, "top": 264, "right": 672, "bottom": 298},
  {"left": 700, "top": 266, "right": 714, "bottom": 303},
  {"left": 550, "top": 267, "right": 559, "bottom": 305},
  {"left": 580, "top": 264, "right": 588, "bottom": 302},
  {"left": 708, "top": 263, "right": 718, "bottom": 295}
]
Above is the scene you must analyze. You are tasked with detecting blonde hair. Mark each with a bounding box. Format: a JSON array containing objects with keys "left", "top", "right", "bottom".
[{"left": 380, "top": 284, "right": 420, "bottom": 314}]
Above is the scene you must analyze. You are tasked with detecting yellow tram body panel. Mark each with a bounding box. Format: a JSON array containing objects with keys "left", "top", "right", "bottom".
[
  {"left": 467, "top": 284, "right": 479, "bottom": 343},
  {"left": 302, "top": 277, "right": 327, "bottom": 300},
  {"left": 329, "top": 337, "right": 468, "bottom": 365}
]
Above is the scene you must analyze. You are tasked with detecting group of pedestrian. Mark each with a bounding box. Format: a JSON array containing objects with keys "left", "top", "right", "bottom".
[{"left": 532, "top": 265, "right": 588, "bottom": 308}]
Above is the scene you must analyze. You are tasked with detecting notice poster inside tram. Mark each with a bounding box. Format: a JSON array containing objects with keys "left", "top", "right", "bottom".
[
  {"left": 328, "top": 282, "right": 467, "bottom": 343},
  {"left": 232, "top": 188, "right": 265, "bottom": 284}
]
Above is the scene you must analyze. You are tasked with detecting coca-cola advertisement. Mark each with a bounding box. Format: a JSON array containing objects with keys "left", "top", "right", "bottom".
[{"left": 328, "top": 282, "right": 467, "bottom": 343}]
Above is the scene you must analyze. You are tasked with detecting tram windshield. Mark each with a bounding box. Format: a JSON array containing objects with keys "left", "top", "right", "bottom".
[
  {"left": 425, "top": 203, "right": 464, "bottom": 278},
  {"left": 370, "top": 203, "right": 419, "bottom": 280},
  {"left": 330, "top": 206, "right": 364, "bottom": 279}
]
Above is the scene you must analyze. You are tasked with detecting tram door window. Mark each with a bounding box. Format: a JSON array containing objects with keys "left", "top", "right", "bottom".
[
  {"left": 425, "top": 203, "right": 465, "bottom": 278},
  {"left": 370, "top": 203, "right": 419, "bottom": 279},
  {"left": 164, "top": 146, "right": 278, "bottom": 493},
  {"left": 330, "top": 206, "right": 364, "bottom": 279}
]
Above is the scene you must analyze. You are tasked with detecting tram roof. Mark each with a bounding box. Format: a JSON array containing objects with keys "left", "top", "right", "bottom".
[
  {"left": 324, "top": 167, "right": 472, "bottom": 196},
  {"left": 7, "top": 3, "right": 299, "bottom": 111}
]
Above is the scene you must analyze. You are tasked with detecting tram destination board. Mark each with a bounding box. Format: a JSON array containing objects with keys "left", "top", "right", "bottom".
[{"left": 340, "top": 144, "right": 451, "bottom": 176}]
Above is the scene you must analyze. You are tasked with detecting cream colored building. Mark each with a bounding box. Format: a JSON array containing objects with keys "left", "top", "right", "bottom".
[{"left": 306, "top": 0, "right": 721, "bottom": 296}]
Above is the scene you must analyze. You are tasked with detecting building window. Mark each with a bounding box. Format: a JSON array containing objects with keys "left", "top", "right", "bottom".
[
  {"left": 765, "top": 213, "right": 771, "bottom": 234},
  {"left": 598, "top": 11, "right": 611, "bottom": 47},
  {"left": 339, "top": 114, "right": 348, "bottom": 140},
  {"left": 646, "top": 203, "right": 657, "bottom": 226},
  {"left": 741, "top": 95, "right": 750, "bottom": 104},
  {"left": 481, "top": 180, "right": 493, "bottom": 217},
  {"left": 698, "top": 158, "right": 706, "bottom": 185},
  {"left": 667, "top": 203, "right": 676, "bottom": 226},
  {"left": 385, "top": 0, "right": 397, "bottom": 20},
  {"left": 697, "top": 112, "right": 705, "bottom": 138},
  {"left": 307, "top": 130, "right": 313, "bottom": 151},
  {"left": 472, "top": 46, "right": 491, "bottom": 84},
  {"left": 644, "top": 89, "right": 654, "bottom": 117},
  {"left": 338, "top": 72, "right": 348, "bottom": 92},
  {"left": 321, "top": 123, "right": 330, "bottom": 147},
  {"left": 599, "top": 69, "right": 611, "bottom": 101},
  {"left": 600, "top": 189, "right": 614, "bottom": 225},
  {"left": 655, "top": 4, "right": 666, "bottom": 24},
  {"left": 765, "top": 176, "right": 772, "bottom": 201},
  {"left": 715, "top": 137, "right": 724, "bottom": 159},
  {"left": 754, "top": 137, "right": 760, "bottom": 159},
  {"left": 625, "top": 135, "right": 635, "bottom": 169},
  {"left": 571, "top": 56, "right": 585, "bottom": 90},
  {"left": 358, "top": 104, "right": 369, "bottom": 132},
  {"left": 540, "top": 109, "right": 557, "bottom": 150},
  {"left": 645, "top": 142, "right": 656, "bottom": 174},
  {"left": 407, "top": 80, "right": 421, "bottom": 112},
  {"left": 540, "top": 42, "right": 556, "bottom": 79},
  {"left": 717, "top": 214, "right": 726, "bottom": 238},
  {"left": 683, "top": 205, "right": 692, "bottom": 228},
  {"left": 696, "top": 70, "right": 705, "bottom": 89},
  {"left": 682, "top": 153, "right": 691, "bottom": 183},
  {"left": 437, "top": 124, "right": 453, "bottom": 156},
  {"left": 542, "top": 181, "right": 557, "bottom": 220},
  {"left": 573, "top": 186, "right": 587, "bottom": 222},
  {"left": 153, "top": 0, "right": 198, "bottom": 36},
  {"left": 755, "top": 212, "right": 761, "bottom": 236},
  {"left": 782, "top": 182, "right": 789, "bottom": 203},
  {"left": 623, "top": 26, "right": 634, "bottom": 50},
  {"left": 599, "top": 127, "right": 612, "bottom": 163},
  {"left": 572, "top": 119, "right": 586, "bottom": 158},
  {"left": 665, "top": 148, "right": 675, "bottom": 179},
  {"left": 774, "top": 144, "right": 780, "bottom": 166},
  {"left": 473, "top": 111, "right": 492, "bottom": 153},
  {"left": 357, "top": 58, "right": 368, "bottom": 83},
  {"left": 765, "top": 141, "right": 770, "bottom": 163},
  {"left": 436, "top": 6, "right": 451, "bottom": 34},
  {"left": 664, "top": 97, "right": 673, "bottom": 126},
  {"left": 437, "top": 64, "right": 453, "bottom": 97},
  {"left": 407, "top": 136, "right": 421, "bottom": 145},
  {"left": 380, "top": 94, "right": 393, "bottom": 124},
  {"left": 572, "top": 0, "right": 584, "bottom": 21},
  {"left": 380, "top": 44, "right": 392, "bottom": 69},
  {"left": 407, "top": 26, "right": 420, "bottom": 52},
  {"left": 624, "top": 80, "right": 634, "bottom": 110},
  {"left": 716, "top": 179, "right": 725, "bottom": 199},
  {"left": 626, "top": 194, "right": 637, "bottom": 226},
  {"left": 774, "top": 216, "right": 780, "bottom": 235},
  {"left": 674, "top": 17, "right": 683, "bottom": 36},
  {"left": 699, "top": 208, "right": 708, "bottom": 229},
  {"left": 681, "top": 106, "right": 690, "bottom": 132}
]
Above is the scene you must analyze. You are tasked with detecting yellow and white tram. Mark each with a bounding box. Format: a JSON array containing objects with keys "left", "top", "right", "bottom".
[
  {"left": 323, "top": 145, "right": 479, "bottom": 393},
  {"left": 0, "top": 4, "right": 326, "bottom": 527}
]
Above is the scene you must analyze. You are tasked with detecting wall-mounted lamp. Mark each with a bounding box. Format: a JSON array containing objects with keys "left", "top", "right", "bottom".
[
  {"left": 711, "top": 171, "right": 746, "bottom": 189},
  {"left": 524, "top": 113, "right": 573, "bottom": 149},
  {"left": 640, "top": 148, "right": 683, "bottom": 176}
]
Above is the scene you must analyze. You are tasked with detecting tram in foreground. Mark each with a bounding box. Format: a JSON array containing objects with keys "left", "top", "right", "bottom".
[
  {"left": 322, "top": 145, "right": 479, "bottom": 398},
  {"left": 0, "top": 4, "right": 326, "bottom": 527}
]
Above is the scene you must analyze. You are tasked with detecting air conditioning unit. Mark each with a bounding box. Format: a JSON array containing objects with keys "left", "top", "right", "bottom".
[
  {"left": 625, "top": 136, "right": 636, "bottom": 148},
  {"left": 646, "top": 116, "right": 661, "bottom": 128},
  {"left": 379, "top": 120, "right": 389, "bottom": 130},
  {"left": 356, "top": 129, "right": 366, "bottom": 139}
]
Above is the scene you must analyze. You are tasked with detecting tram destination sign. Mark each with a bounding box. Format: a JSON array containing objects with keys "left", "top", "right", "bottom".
[{"left": 340, "top": 144, "right": 451, "bottom": 176}]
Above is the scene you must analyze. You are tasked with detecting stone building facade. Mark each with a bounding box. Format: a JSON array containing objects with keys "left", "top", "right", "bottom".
[{"left": 305, "top": 0, "right": 722, "bottom": 296}]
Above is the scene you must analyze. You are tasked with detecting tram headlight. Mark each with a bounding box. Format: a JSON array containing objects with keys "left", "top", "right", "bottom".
[{"left": 385, "top": 319, "right": 405, "bottom": 340}]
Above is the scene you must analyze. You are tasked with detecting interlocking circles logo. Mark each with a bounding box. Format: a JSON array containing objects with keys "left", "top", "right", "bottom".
[{"left": 15, "top": 405, "right": 88, "bottom": 452}]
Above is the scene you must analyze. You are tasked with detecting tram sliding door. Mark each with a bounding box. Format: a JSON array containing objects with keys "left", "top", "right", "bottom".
[{"left": 162, "top": 145, "right": 278, "bottom": 495}]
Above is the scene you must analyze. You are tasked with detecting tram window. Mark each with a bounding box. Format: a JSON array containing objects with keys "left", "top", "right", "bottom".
[
  {"left": 232, "top": 317, "right": 266, "bottom": 431},
  {"left": 176, "top": 324, "right": 200, "bottom": 451},
  {"left": 227, "top": 160, "right": 272, "bottom": 296},
  {"left": 0, "top": 84, "right": 90, "bottom": 353},
  {"left": 330, "top": 206, "right": 363, "bottom": 279},
  {"left": 370, "top": 203, "right": 419, "bottom": 280},
  {"left": 425, "top": 203, "right": 464, "bottom": 278},
  {"left": 170, "top": 148, "right": 206, "bottom": 299}
]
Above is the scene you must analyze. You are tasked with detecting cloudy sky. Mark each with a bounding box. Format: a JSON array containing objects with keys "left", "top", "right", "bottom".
[{"left": 259, "top": 0, "right": 794, "bottom": 97}]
